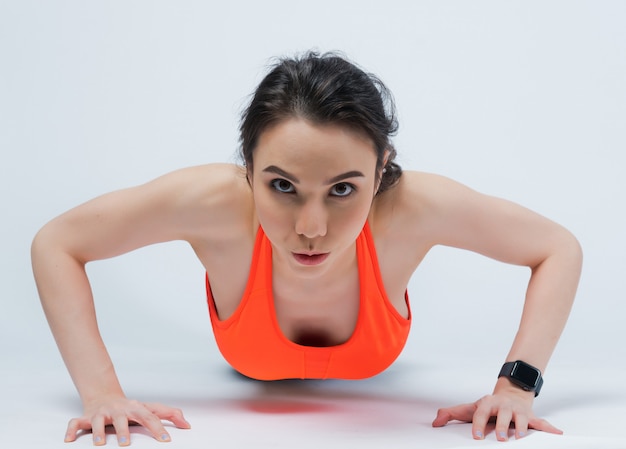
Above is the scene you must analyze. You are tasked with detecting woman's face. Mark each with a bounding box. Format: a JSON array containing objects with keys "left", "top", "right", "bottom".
[{"left": 250, "top": 118, "right": 380, "bottom": 276}]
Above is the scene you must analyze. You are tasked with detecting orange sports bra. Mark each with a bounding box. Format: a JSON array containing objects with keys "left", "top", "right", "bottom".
[{"left": 206, "top": 222, "right": 411, "bottom": 381}]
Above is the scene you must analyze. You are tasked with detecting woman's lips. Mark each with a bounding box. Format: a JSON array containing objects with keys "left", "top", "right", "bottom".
[{"left": 292, "top": 252, "right": 330, "bottom": 266}]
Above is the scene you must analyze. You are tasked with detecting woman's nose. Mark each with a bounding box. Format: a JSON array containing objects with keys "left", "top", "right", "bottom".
[{"left": 295, "top": 201, "right": 327, "bottom": 238}]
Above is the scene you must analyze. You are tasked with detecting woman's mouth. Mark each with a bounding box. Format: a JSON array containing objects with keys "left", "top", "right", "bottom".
[{"left": 292, "top": 252, "right": 330, "bottom": 266}]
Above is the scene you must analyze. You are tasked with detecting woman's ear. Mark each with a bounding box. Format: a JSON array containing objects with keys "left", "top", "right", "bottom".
[
  {"left": 375, "top": 149, "right": 391, "bottom": 195},
  {"left": 382, "top": 149, "right": 391, "bottom": 168},
  {"left": 244, "top": 164, "right": 253, "bottom": 187}
]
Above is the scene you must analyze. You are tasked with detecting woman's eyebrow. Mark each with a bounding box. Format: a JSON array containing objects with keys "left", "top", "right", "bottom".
[
  {"left": 326, "top": 170, "right": 365, "bottom": 184},
  {"left": 262, "top": 165, "right": 299, "bottom": 183},
  {"left": 262, "top": 165, "right": 364, "bottom": 185}
]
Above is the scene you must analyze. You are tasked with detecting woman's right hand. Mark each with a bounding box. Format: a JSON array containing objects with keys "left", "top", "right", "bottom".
[
  {"left": 64, "top": 396, "right": 191, "bottom": 446},
  {"left": 30, "top": 167, "right": 231, "bottom": 446}
]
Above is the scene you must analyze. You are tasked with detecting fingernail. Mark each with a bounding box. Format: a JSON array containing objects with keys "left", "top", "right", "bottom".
[
  {"left": 94, "top": 436, "right": 102, "bottom": 443},
  {"left": 119, "top": 436, "right": 128, "bottom": 444},
  {"left": 474, "top": 431, "right": 483, "bottom": 439},
  {"left": 518, "top": 432, "right": 526, "bottom": 438},
  {"left": 161, "top": 433, "right": 170, "bottom": 441},
  {"left": 499, "top": 431, "right": 508, "bottom": 440}
]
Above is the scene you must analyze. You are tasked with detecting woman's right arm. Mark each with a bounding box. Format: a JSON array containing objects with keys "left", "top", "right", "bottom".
[{"left": 31, "top": 164, "right": 244, "bottom": 445}]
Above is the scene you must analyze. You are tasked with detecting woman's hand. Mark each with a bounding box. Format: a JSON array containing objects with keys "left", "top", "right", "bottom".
[
  {"left": 431, "top": 382, "right": 562, "bottom": 441},
  {"left": 64, "top": 396, "right": 191, "bottom": 446}
]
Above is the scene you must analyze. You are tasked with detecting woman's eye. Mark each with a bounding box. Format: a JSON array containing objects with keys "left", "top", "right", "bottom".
[
  {"left": 330, "top": 183, "right": 354, "bottom": 197},
  {"left": 271, "top": 179, "right": 295, "bottom": 193}
]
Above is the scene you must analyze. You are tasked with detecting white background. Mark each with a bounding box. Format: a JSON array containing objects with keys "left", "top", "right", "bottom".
[{"left": 1, "top": 1, "right": 625, "bottom": 448}]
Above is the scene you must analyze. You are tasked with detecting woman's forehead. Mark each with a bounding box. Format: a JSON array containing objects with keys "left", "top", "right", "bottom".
[{"left": 253, "top": 118, "right": 377, "bottom": 166}]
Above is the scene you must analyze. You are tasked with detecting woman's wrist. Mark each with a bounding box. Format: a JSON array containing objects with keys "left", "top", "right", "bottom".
[{"left": 493, "top": 376, "right": 536, "bottom": 402}]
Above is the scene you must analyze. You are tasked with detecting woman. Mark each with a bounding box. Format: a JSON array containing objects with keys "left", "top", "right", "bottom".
[{"left": 31, "top": 51, "right": 582, "bottom": 446}]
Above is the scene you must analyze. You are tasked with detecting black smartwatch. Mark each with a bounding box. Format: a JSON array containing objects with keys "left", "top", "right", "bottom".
[{"left": 498, "top": 360, "right": 543, "bottom": 397}]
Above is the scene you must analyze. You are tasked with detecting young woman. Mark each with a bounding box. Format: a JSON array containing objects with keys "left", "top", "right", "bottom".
[{"left": 31, "top": 52, "right": 582, "bottom": 446}]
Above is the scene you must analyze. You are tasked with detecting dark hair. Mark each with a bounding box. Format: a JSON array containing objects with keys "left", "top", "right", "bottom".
[{"left": 239, "top": 51, "right": 402, "bottom": 194}]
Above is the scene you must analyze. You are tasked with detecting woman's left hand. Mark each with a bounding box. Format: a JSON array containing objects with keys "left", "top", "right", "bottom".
[{"left": 431, "top": 382, "right": 563, "bottom": 441}]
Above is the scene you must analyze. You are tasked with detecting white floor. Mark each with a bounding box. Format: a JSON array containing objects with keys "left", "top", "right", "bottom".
[{"left": 4, "top": 344, "right": 626, "bottom": 449}]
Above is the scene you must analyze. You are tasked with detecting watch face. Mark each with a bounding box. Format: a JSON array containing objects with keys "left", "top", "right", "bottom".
[{"left": 512, "top": 361, "right": 540, "bottom": 387}]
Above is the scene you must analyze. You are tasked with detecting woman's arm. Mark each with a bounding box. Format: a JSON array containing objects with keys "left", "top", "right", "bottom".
[
  {"left": 397, "top": 172, "right": 582, "bottom": 441},
  {"left": 31, "top": 164, "right": 245, "bottom": 445}
]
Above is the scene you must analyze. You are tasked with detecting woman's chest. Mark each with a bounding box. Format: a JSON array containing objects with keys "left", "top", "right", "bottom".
[
  {"left": 196, "top": 223, "right": 420, "bottom": 344},
  {"left": 272, "top": 275, "right": 361, "bottom": 347}
]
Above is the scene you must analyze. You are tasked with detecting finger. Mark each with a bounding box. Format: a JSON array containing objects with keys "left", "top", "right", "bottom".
[
  {"left": 128, "top": 410, "right": 172, "bottom": 443},
  {"left": 65, "top": 418, "right": 87, "bottom": 442},
  {"left": 514, "top": 413, "right": 529, "bottom": 439},
  {"left": 91, "top": 415, "right": 107, "bottom": 446},
  {"left": 494, "top": 406, "right": 513, "bottom": 441},
  {"left": 147, "top": 403, "right": 192, "bottom": 429},
  {"left": 112, "top": 415, "right": 130, "bottom": 447},
  {"left": 432, "top": 403, "right": 476, "bottom": 427},
  {"left": 529, "top": 417, "right": 563, "bottom": 435},
  {"left": 471, "top": 398, "right": 492, "bottom": 440},
  {"left": 432, "top": 408, "right": 453, "bottom": 428}
]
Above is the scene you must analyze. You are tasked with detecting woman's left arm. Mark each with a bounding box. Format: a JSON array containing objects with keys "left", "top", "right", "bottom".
[{"left": 401, "top": 172, "right": 582, "bottom": 441}]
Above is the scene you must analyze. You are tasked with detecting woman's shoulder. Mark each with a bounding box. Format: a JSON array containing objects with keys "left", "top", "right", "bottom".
[
  {"left": 161, "top": 163, "right": 249, "bottom": 200},
  {"left": 153, "top": 163, "right": 248, "bottom": 193},
  {"left": 367, "top": 171, "right": 457, "bottom": 297},
  {"left": 152, "top": 163, "right": 254, "bottom": 239},
  {"left": 393, "top": 169, "right": 470, "bottom": 199},
  {"left": 371, "top": 170, "right": 480, "bottom": 246},
  {"left": 34, "top": 163, "right": 254, "bottom": 264},
  {"left": 374, "top": 170, "right": 465, "bottom": 220}
]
